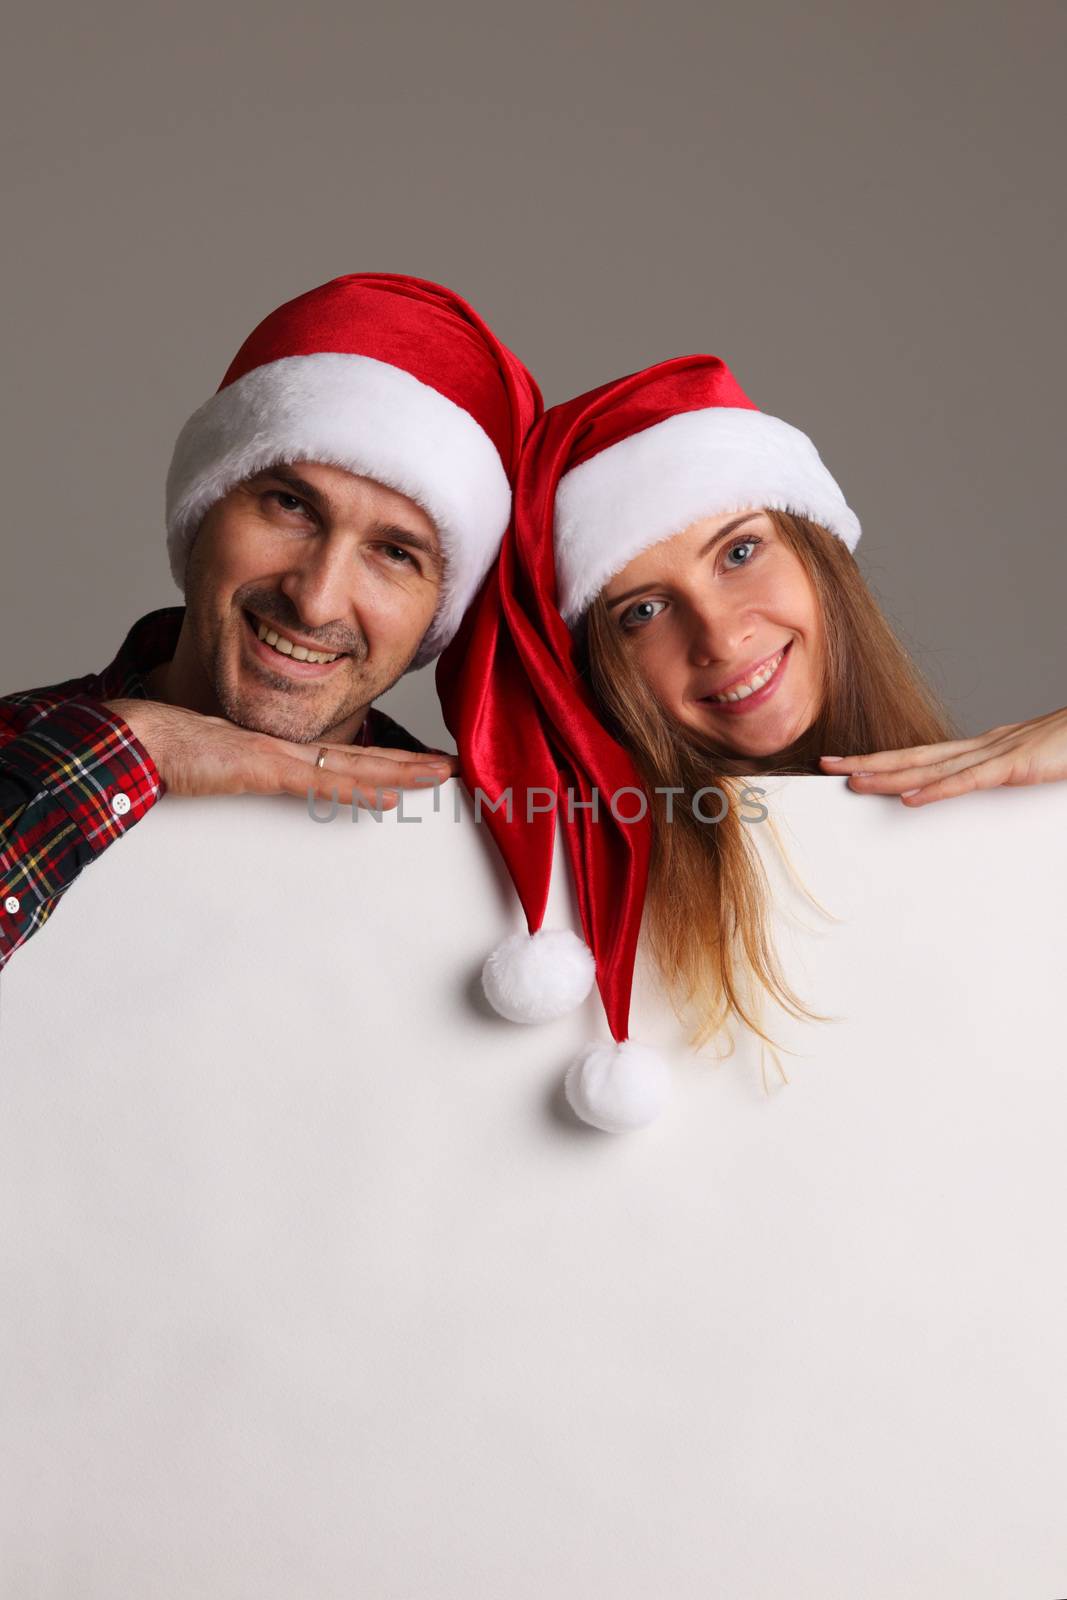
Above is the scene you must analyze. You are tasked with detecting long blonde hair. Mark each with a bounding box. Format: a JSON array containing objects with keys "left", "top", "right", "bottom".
[{"left": 578, "top": 511, "right": 957, "bottom": 1055}]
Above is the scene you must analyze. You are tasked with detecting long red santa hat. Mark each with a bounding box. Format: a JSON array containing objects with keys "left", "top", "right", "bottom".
[
  {"left": 437, "top": 353, "right": 860, "bottom": 1132},
  {"left": 166, "top": 272, "right": 542, "bottom": 667}
]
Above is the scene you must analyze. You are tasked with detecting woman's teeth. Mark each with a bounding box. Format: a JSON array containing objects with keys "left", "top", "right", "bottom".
[
  {"left": 255, "top": 620, "right": 340, "bottom": 664},
  {"left": 709, "top": 648, "right": 785, "bottom": 703}
]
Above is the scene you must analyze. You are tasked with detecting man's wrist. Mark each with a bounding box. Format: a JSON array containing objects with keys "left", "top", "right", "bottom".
[
  {"left": 2, "top": 694, "right": 165, "bottom": 848},
  {"left": 100, "top": 697, "right": 160, "bottom": 761}
]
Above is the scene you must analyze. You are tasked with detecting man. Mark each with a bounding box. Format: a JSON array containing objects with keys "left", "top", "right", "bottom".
[{"left": 0, "top": 273, "right": 542, "bottom": 969}]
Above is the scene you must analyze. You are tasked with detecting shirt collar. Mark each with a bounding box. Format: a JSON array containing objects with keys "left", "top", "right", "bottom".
[{"left": 99, "top": 607, "right": 185, "bottom": 700}]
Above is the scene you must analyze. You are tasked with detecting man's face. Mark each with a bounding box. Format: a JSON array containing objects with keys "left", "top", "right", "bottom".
[{"left": 180, "top": 461, "right": 442, "bottom": 743}]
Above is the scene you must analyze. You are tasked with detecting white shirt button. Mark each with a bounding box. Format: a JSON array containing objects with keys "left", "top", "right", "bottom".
[
  {"left": 4, "top": 895, "right": 19, "bottom": 914},
  {"left": 111, "top": 792, "right": 132, "bottom": 816}
]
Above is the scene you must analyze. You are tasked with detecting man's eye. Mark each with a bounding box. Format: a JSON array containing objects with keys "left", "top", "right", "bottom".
[
  {"left": 620, "top": 598, "right": 667, "bottom": 630},
  {"left": 267, "top": 491, "right": 311, "bottom": 518},
  {"left": 381, "top": 544, "right": 417, "bottom": 567}
]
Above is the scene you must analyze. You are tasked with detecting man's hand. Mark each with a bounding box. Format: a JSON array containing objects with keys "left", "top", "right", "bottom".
[
  {"left": 819, "top": 705, "right": 1067, "bottom": 805},
  {"left": 101, "top": 699, "right": 456, "bottom": 810}
]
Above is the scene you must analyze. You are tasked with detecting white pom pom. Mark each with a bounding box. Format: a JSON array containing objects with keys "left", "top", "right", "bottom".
[
  {"left": 482, "top": 929, "right": 596, "bottom": 1024},
  {"left": 564, "top": 1040, "right": 671, "bottom": 1133}
]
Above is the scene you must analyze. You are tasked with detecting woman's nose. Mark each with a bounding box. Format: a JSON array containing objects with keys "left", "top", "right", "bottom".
[{"left": 686, "top": 601, "right": 754, "bottom": 668}]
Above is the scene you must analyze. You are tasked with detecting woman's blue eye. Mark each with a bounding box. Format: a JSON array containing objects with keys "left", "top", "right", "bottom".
[
  {"left": 621, "top": 598, "right": 667, "bottom": 629},
  {"left": 724, "top": 537, "right": 760, "bottom": 567}
]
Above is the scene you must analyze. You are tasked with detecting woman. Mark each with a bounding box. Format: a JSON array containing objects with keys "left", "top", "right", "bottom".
[{"left": 437, "top": 355, "right": 1067, "bottom": 1133}]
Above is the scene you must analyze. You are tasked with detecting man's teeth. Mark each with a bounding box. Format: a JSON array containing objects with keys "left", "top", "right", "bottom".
[
  {"left": 709, "top": 649, "right": 785, "bottom": 703},
  {"left": 255, "top": 620, "right": 340, "bottom": 664}
]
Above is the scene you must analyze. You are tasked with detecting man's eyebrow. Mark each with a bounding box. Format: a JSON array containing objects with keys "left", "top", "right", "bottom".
[
  {"left": 251, "top": 466, "right": 327, "bottom": 506},
  {"left": 370, "top": 522, "right": 443, "bottom": 570},
  {"left": 252, "top": 467, "right": 442, "bottom": 568},
  {"left": 604, "top": 512, "right": 762, "bottom": 609}
]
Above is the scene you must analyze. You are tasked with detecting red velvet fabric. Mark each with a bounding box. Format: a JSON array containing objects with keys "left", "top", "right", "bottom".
[
  {"left": 437, "top": 354, "right": 757, "bottom": 1044},
  {"left": 218, "top": 273, "right": 541, "bottom": 477}
]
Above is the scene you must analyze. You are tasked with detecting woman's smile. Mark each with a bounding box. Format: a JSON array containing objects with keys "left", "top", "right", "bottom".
[{"left": 696, "top": 640, "right": 793, "bottom": 715}]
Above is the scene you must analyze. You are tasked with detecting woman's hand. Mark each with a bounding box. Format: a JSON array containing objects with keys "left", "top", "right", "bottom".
[{"left": 819, "top": 706, "right": 1067, "bottom": 805}]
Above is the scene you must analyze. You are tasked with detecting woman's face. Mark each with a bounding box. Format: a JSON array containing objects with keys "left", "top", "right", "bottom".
[{"left": 599, "top": 509, "right": 825, "bottom": 757}]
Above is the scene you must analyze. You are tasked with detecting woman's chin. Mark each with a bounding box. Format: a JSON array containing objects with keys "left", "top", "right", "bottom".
[{"left": 686, "top": 701, "right": 811, "bottom": 758}]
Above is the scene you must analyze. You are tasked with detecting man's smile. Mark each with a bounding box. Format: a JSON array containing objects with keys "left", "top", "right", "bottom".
[{"left": 241, "top": 608, "right": 350, "bottom": 679}]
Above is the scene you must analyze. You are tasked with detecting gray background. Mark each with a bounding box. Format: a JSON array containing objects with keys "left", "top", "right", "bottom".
[{"left": 2, "top": 0, "right": 1063, "bottom": 749}]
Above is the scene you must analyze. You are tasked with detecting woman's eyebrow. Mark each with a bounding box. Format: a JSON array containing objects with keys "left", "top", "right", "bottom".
[
  {"left": 605, "top": 512, "right": 762, "bottom": 608},
  {"left": 697, "top": 510, "right": 761, "bottom": 558}
]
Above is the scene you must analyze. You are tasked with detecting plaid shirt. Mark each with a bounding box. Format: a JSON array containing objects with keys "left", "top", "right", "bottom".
[{"left": 0, "top": 606, "right": 425, "bottom": 971}]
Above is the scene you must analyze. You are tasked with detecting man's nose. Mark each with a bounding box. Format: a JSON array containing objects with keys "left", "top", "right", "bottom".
[{"left": 277, "top": 536, "right": 358, "bottom": 631}]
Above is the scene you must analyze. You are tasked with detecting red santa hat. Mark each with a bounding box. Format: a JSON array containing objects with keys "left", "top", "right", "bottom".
[
  {"left": 437, "top": 353, "right": 860, "bottom": 1133},
  {"left": 165, "top": 273, "right": 542, "bottom": 667}
]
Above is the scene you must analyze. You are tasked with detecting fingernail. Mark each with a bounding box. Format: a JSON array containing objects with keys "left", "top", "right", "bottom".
[
  {"left": 821, "top": 754, "right": 843, "bottom": 762},
  {"left": 901, "top": 788, "right": 921, "bottom": 798}
]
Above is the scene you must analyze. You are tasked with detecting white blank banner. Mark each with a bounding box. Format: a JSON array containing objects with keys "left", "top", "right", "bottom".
[{"left": 1, "top": 778, "right": 1064, "bottom": 1599}]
